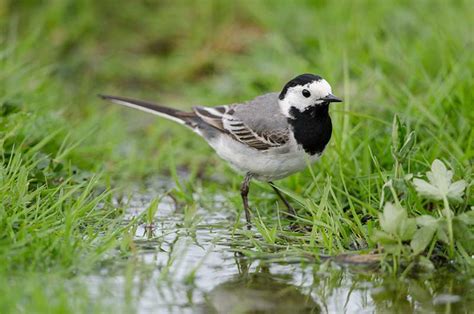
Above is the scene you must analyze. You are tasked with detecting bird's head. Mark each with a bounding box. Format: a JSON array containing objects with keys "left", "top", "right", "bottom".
[{"left": 278, "top": 73, "right": 342, "bottom": 117}]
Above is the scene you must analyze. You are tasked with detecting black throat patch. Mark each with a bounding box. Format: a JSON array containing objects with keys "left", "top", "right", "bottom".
[{"left": 288, "top": 104, "right": 332, "bottom": 155}]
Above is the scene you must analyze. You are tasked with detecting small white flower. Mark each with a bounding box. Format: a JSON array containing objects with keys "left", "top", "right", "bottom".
[{"left": 413, "top": 159, "right": 466, "bottom": 201}]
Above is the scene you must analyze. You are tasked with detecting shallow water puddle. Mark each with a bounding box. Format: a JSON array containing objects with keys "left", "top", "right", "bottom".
[{"left": 92, "top": 182, "right": 473, "bottom": 313}]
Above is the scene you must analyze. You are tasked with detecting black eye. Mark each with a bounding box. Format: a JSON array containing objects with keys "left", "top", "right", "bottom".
[{"left": 302, "top": 89, "right": 311, "bottom": 98}]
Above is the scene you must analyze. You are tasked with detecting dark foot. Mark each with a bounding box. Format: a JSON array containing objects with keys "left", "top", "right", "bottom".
[
  {"left": 288, "top": 222, "right": 311, "bottom": 232},
  {"left": 269, "top": 182, "right": 297, "bottom": 218}
]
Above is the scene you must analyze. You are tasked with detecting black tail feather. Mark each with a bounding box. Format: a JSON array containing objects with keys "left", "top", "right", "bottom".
[{"left": 98, "top": 94, "right": 185, "bottom": 119}]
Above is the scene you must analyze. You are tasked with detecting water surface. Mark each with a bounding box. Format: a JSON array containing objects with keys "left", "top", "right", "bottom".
[{"left": 92, "top": 180, "right": 473, "bottom": 313}]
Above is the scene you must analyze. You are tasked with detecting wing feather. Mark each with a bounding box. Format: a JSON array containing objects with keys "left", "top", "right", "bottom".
[{"left": 193, "top": 105, "right": 289, "bottom": 151}]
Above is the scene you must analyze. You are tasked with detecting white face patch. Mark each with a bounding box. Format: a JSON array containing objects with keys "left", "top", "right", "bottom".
[{"left": 278, "top": 79, "right": 333, "bottom": 117}]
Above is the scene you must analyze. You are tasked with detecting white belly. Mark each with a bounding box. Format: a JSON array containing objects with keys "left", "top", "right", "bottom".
[{"left": 207, "top": 134, "right": 321, "bottom": 181}]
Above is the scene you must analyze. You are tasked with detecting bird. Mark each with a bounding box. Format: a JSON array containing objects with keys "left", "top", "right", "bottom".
[{"left": 100, "top": 73, "right": 342, "bottom": 227}]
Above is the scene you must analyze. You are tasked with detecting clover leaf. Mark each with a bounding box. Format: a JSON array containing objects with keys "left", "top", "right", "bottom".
[
  {"left": 410, "top": 216, "right": 438, "bottom": 255},
  {"left": 413, "top": 159, "right": 466, "bottom": 202},
  {"left": 379, "top": 202, "right": 416, "bottom": 240}
]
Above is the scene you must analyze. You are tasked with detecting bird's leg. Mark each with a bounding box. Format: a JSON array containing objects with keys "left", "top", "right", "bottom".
[
  {"left": 240, "top": 173, "right": 253, "bottom": 229},
  {"left": 269, "top": 182, "right": 296, "bottom": 218}
]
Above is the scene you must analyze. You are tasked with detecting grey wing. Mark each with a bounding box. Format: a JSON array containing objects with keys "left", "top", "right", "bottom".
[{"left": 193, "top": 93, "right": 290, "bottom": 150}]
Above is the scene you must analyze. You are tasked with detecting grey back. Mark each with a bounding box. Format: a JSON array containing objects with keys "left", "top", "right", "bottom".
[{"left": 231, "top": 93, "right": 288, "bottom": 135}]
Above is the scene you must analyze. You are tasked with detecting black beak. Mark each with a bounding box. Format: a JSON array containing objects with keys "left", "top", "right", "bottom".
[{"left": 320, "top": 93, "right": 342, "bottom": 103}]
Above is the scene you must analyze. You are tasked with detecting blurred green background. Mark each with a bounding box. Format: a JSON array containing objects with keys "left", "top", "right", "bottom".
[{"left": 2, "top": 0, "right": 472, "bottom": 182}]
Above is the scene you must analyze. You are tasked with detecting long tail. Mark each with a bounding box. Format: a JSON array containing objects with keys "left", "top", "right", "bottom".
[{"left": 99, "top": 94, "right": 196, "bottom": 127}]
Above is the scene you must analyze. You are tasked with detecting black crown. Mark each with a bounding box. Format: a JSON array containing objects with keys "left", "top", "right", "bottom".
[{"left": 279, "top": 74, "right": 322, "bottom": 100}]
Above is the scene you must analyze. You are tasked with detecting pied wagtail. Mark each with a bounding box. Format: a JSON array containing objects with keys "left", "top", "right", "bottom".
[{"left": 100, "top": 73, "right": 342, "bottom": 226}]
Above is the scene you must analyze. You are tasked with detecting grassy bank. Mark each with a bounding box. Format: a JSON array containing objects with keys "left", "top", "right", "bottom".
[{"left": 1, "top": 0, "right": 473, "bottom": 312}]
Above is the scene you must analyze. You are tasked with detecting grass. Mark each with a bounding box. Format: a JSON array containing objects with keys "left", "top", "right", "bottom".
[{"left": 1, "top": 0, "right": 473, "bottom": 312}]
